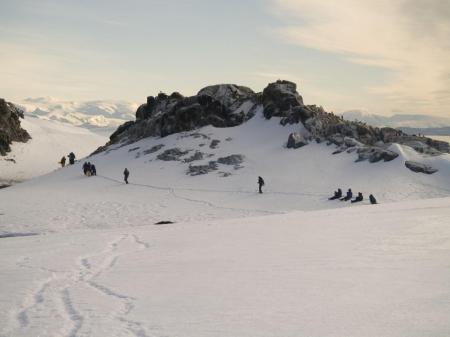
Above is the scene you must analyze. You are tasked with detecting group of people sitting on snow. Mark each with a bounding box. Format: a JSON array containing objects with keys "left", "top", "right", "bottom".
[
  {"left": 82, "top": 162, "right": 97, "bottom": 176},
  {"left": 329, "top": 188, "right": 377, "bottom": 204}
]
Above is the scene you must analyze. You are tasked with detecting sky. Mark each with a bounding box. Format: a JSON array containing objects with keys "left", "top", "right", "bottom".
[{"left": 0, "top": 0, "right": 449, "bottom": 117}]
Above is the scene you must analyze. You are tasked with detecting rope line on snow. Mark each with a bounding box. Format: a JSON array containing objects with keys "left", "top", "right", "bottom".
[
  {"left": 96, "top": 175, "right": 329, "bottom": 198},
  {"left": 96, "top": 175, "right": 285, "bottom": 215}
]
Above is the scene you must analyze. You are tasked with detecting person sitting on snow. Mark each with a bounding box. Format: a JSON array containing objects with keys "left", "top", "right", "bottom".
[
  {"left": 341, "top": 188, "right": 353, "bottom": 201},
  {"left": 329, "top": 188, "right": 342, "bottom": 200},
  {"left": 369, "top": 194, "right": 377, "bottom": 204},
  {"left": 351, "top": 192, "right": 364, "bottom": 203}
]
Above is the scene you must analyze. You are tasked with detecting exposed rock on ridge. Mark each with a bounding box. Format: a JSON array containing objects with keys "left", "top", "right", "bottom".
[
  {"left": 101, "top": 81, "right": 449, "bottom": 165},
  {"left": 0, "top": 99, "right": 31, "bottom": 156}
]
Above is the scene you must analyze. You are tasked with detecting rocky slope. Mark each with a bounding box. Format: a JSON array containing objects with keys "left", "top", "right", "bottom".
[
  {"left": 99, "top": 81, "right": 449, "bottom": 172},
  {"left": 0, "top": 99, "right": 30, "bottom": 155}
]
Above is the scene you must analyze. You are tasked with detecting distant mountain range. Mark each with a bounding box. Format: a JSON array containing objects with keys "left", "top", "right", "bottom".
[
  {"left": 342, "top": 110, "right": 450, "bottom": 135},
  {"left": 19, "top": 97, "right": 137, "bottom": 135}
]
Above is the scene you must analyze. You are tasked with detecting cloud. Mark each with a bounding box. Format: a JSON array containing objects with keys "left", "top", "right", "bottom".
[{"left": 270, "top": 0, "right": 450, "bottom": 114}]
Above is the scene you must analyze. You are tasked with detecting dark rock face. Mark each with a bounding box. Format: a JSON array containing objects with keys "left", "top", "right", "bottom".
[
  {"left": 356, "top": 147, "right": 399, "bottom": 163},
  {"left": 405, "top": 161, "right": 438, "bottom": 174},
  {"left": 101, "top": 80, "right": 449, "bottom": 166},
  {"left": 0, "top": 99, "right": 31, "bottom": 155},
  {"left": 287, "top": 132, "right": 308, "bottom": 149},
  {"left": 184, "top": 151, "right": 204, "bottom": 163},
  {"left": 217, "top": 154, "right": 244, "bottom": 166},
  {"left": 262, "top": 80, "right": 304, "bottom": 120},
  {"left": 157, "top": 148, "right": 189, "bottom": 161},
  {"left": 110, "top": 84, "right": 258, "bottom": 146},
  {"left": 187, "top": 161, "right": 218, "bottom": 176}
]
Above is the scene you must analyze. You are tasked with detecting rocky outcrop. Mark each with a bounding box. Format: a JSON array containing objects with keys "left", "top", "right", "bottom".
[
  {"left": 405, "top": 161, "right": 438, "bottom": 174},
  {"left": 101, "top": 80, "right": 449, "bottom": 167},
  {"left": 0, "top": 99, "right": 31, "bottom": 155},
  {"left": 217, "top": 154, "right": 244, "bottom": 167},
  {"left": 287, "top": 132, "right": 308, "bottom": 149},
  {"left": 356, "top": 147, "right": 399, "bottom": 163},
  {"left": 157, "top": 148, "right": 189, "bottom": 161}
]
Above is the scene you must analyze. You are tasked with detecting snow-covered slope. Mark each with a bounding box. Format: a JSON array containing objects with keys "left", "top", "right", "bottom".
[
  {"left": 0, "top": 116, "right": 107, "bottom": 184},
  {"left": 1, "top": 197, "right": 449, "bottom": 337},
  {"left": 19, "top": 97, "right": 137, "bottom": 134},
  {"left": 1, "top": 111, "right": 450, "bottom": 336},
  {"left": 1, "top": 112, "right": 449, "bottom": 233}
]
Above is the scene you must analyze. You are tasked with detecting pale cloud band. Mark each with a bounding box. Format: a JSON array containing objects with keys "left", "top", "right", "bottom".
[{"left": 272, "top": 0, "right": 450, "bottom": 115}]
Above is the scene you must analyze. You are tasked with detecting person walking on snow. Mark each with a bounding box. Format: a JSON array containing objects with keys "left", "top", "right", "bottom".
[
  {"left": 91, "top": 164, "right": 96, "bottom": 176},
  {"left": 68, "top": 152, "right": 76, "bottom": 165},
  {"left": 258, "top": 176, "right": 265, "bottom": 194},
  {"left": 59, "top": 156, "right": 66, "bottom": 168},
  {"left": 124, "top": 168, "right": 130, "bottom": 184}
]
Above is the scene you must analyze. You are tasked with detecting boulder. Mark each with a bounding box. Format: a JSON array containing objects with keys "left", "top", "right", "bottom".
[
  {"left": 287, "top": 132, "right": 308, "bottom": 149},
  {"left": 217, "top": 154, "right": 244, "bottom": 166},
  {"left": 405, "top": 161, "right": 438, "bottom": 174},
  {"left": 156, "top": 148, "right": 189, "bottom": 161},
  {"left": 262, "top": 80, "right": 304, "bottom": 119},
  {"left": 356, "top": 147, "right": 399, "bottom": 163},
  {"left": 187, "top": 161, "right": 218, "bottom": 176}
]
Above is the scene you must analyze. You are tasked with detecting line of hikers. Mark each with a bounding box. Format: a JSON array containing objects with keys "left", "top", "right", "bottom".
[
  {"left": 56, "top": 160, "right": 374, "bottom": 203},
  {"left": 329, "top": 188, "right": 377, "bottom": 204},
  {"left": 82, "top": 162, "right": 97, "bottom": 176},
  {"left": 59, "top": 152, "right": 76, "bottom": 167}
]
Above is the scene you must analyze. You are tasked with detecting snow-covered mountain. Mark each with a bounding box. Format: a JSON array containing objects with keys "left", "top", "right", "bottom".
[
  {"left": 0, "top": 115, "right": 106, "bottom": 184},
  {"left": 342, "top": 109, "right": 450, "bottom": 129},
  {"left": 19, "top": 97, "right": 137, "bottom": 135},
  {"left": 1, "top": 81, "right": 450, "bottom": 336}
]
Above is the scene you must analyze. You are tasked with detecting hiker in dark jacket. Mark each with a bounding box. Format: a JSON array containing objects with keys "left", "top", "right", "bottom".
[
  {"left": 60, "top": 156, "right": 66, "bottom": 168},
  {"left": 124, "top": 168, "right": 130, "bottom": 184},
  {"left": 351, "top": 192, "right": 363, "bottom": 203},
  {"left": 341, "top": 189, "right": 353, "bottom": 201},
  {"left": 91, "top": 164, "right": 96, "bottom": 176},
  {"left": 369, "top": 194, "right": 377, "bottom": 204},
  {"left": 258, "top": 176, "right": 265, "bottom": 194},
  {"left": 329, "top": 188, "right": 342, "bottom": 200},
  {"left": 82, "top": 162, "right": 88, "bottom": 175},
  {"left": 68, "top": 152, "right": 76, "bottom": 165}
]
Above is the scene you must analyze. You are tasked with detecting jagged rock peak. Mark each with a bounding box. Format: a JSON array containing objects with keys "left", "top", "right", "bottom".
[
  {"left": 97, "top": 80, "right": 449, "bottom": 161},
  {"left": 0, "top": 99, "right": 31, "bottom": 156}
]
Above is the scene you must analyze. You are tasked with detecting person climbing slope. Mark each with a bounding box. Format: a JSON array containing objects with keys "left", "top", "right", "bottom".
[
  {"left": 124, "top": 168, "right": 130, "bottom": 184},
  {"left": 258, "top": 176, "right": 265, "bottom": 194}
]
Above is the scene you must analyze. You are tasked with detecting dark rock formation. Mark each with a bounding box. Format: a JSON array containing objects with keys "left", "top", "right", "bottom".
[
  {"left": 405, "top": 161, "right": 438, "bottom": 174},
  {"left": 0, "top": 99, "right": 31, "bottom": 155},
  {"left": 209, "top": 139, "right": 220, "bottom": 149},
  {"left": 217, "top": 154, "right": 244, "bottom": 166},
  {"left": 184, "top": 151, "right": 204, "bottom": 163},
  {"left": 142, "top": 144, "right": 165, "bottom": 155},
  {"left": 157, "top": 148, "right": 189, "bottom": 161},
  {"left": 356, "top": 147, "right": 399, "bottom": 163},
  {"left": 187, "top": 161, "right": 218, "bottom": 176},
  {"left": 287, "top": 132, "right": 308, "bottom": 149},
  {"left": 99, "top": 80, "right": 449, "bottom": 167}
]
